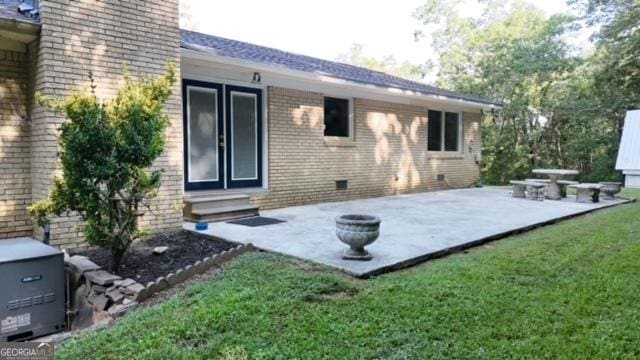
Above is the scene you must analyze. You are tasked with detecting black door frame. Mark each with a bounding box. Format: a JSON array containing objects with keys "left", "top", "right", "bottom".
[
  {"left": 183, "top": 80, "right": 263, "bottom": 191},
  {"left": 225, "top": 85, "right": 263, "bottom": 189},
  {"left": 182, "top": 79, "right": 224, "bottom": 191}
]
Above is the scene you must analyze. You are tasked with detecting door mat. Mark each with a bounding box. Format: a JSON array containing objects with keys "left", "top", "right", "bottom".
[{"left": 227, "top": 216, "right": 287, "bottom": 227}]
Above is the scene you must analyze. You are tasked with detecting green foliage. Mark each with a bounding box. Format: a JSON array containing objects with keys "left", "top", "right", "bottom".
[
  {"left": 414, "top": 0, "right": 636, "bottom": 183},
  {"left": 30, "top": 65, "right": 176, "bottom": 271},
  {"left": 57, "top": 189, "right": 640, "bottom": 358}
]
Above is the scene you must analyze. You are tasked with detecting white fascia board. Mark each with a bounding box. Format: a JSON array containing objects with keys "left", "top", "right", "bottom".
[{"left": 181, "top": 48, "right": 501, "bottom": 112}]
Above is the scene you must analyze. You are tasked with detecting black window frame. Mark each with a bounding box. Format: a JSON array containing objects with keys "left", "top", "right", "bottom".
[
  {"left": 323, "top": 96, "right": 351, "bottom": 138},
  {"left": 427, "top": 110, "right": 461, "bottom": 152}
]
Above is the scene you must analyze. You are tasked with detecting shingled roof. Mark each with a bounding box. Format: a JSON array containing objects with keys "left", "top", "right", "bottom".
[{"left": 181, "top": 29, "right": 500, "bottom": 107}]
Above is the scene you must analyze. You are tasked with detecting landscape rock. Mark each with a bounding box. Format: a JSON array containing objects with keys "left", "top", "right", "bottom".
[
  {"left": 121, "top": 283, "right": 145, "bottom": 296},
  {"left": 90, "top": 294, "right": 110, "bottom": 311},
  {"left": 107, "top": 301, "right": 138, "bottom": 318},
  {"left": 153, "top": 246, "right": 168, "bottom": 255},
  {"left": 84, "top": 270, "right": 121, "bottom": 286},
  {"left": 91, "top": 285, "right": 106, "bottom": 294},
  {"left": 66, "top": 255, "right": 101, "bottom": 275},
  {"left": 106, "top": 288, "right": 124, "bottom": 303},
  {"left": 70, "top": 284, "right": 94, "bottom": 330},
  {"left": 113, "top": 278, "right": 136, "bottom": 288}
]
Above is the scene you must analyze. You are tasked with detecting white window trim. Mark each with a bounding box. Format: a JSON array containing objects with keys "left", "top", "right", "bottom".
[
  {"left": 186, "top": 85, "right": 220, "bottom": 183},
  {"left": 427, "top": 110, "right": 463, "bottom": 155},
  {"left": 229, "top": 91, "right": 259, "bottom": 181},
  {"left": 323, "top": 96, "right": 354, "bottom": 144}
]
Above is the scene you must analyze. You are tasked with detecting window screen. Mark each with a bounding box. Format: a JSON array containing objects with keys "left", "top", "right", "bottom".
[
  {"left": 324, "top": 97, "right": 350, "bottom": 137},
  {"left": 428, "top": 110, "right": 460, "bottom": 152},
  {"left": 428, "top": 110, "right": 442, "bottom": 151},
  {"left": 444, "top": 112, "right": 459, "bottom": 151}
]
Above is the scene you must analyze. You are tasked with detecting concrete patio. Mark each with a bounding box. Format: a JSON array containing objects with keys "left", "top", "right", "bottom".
[{"left": 184, "top": 187, "right": 631, "bottom": 277}]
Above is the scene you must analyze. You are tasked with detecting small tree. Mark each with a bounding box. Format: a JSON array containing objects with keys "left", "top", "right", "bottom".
[{"left": 30, "top": 65, "right": 176, "bottom": 272}]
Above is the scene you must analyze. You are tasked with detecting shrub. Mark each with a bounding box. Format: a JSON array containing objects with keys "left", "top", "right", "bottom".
[{"left": 30, "top": 65, "right": 176, "bottom": 272}]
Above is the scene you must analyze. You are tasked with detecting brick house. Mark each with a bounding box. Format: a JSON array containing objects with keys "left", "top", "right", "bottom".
[{"left": 0, "top": 0, "right": 499, "bottom": 249}]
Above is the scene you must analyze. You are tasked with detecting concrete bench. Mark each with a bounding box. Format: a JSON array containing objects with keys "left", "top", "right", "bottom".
[
  {"left": 525, "top": 178, "right": 550, "bottom": 183},
  {"left": 557, "top": 180, "right": 579, "bottom": 198},
  {"left": 568, "top": 183, "right": 602, "bottom": 203},
  {"left": 525, "top": 179, "right": 577, "bottom": 198},
  {"left": 510, "top": 180, "right": 546, "bottom": 200}
]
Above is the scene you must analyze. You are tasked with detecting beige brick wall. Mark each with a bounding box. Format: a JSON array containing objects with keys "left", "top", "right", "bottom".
[
  {"left": 28, "top": 0, "right": 183, "bottom": 249},
  {"left": 253, "top": 87, "right": 482, "bottom": 209},
  {"left": 0, "top": 50, "right": 32, "bottom": 239}
]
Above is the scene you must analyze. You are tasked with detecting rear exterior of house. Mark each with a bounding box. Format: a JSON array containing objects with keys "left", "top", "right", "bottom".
[{"left": 0, "top": 0, "right": 499, "bottom": 249}]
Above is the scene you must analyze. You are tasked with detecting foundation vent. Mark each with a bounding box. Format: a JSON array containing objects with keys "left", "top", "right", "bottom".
[
  {"left": 437, "top": 174, "right": 446, "bottom": 181},
  {"left": 336, "top": 180, "right": 348, "bottom": 190}
]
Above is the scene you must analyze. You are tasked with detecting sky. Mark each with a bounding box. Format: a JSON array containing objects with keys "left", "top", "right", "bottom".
[{"left": 180, "top": 0, "right": 574, "bottom": 70}]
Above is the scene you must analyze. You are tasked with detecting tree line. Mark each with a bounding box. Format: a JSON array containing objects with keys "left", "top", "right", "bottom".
[{"left": 341, "top": 0, "right": 639, "bottom": 183}]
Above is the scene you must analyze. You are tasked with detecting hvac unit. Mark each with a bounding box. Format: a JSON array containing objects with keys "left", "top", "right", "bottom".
[{"left": 0, "top": 237, "right": 66, "bottom": 341}]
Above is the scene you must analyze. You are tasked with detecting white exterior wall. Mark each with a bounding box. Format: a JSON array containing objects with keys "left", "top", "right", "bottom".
[
  {"left": 623, "top": 171, "right": 640, "bottom": 188},
  {"left": 616, "top": 110, "right": 640, "bottom": 188}
]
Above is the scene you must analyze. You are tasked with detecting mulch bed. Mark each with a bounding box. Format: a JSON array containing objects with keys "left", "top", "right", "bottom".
[{"left": 70, "top": 230, "right": 237, "bottom": 285}]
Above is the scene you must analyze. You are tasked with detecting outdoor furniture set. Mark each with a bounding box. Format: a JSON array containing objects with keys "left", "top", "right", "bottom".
[{"left": 510, "top": 169, "right": 622, "bottom": 203}]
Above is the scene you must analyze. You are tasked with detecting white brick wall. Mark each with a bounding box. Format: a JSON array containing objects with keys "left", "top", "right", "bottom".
[
  {"left": 26, "top": 0, "right": 183, "bottom": 249},
  {"left": 0, "top": 50, "right": 32, "bottom": 239},
  {"left": 253, "top": 87, "right": 482, "bottom": 209}
]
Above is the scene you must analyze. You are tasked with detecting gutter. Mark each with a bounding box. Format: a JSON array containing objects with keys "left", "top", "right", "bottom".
[{"left": 181, "top": 47, "right": 502, "bottom": 110}]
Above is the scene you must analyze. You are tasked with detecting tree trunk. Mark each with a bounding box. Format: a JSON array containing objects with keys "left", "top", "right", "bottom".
[{"left": 110, "top": 249, "right": 125, "bottom": 274}]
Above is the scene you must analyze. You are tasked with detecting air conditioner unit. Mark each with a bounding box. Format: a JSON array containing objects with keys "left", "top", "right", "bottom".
[{"left": 0, "top": 238, "right": 66, "bottom": 341}]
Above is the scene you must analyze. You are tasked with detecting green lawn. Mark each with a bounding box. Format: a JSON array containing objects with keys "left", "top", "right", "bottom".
[{"left": 58, "top": 189, "right": 640, "bottom": 359}]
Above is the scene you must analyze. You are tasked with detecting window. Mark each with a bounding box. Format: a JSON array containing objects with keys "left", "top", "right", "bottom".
[
  {"left": 427, "top": 110, "right": 442, "bottom": 151},
  {"left": 428, "top": 110, "right": 461, "bottom": 152},
  {"left": 324, "top": 97, "right": 351, "bottom": 137}
]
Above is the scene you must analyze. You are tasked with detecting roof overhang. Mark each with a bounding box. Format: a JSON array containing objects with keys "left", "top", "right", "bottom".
[
  {"left": 181, "top": 47, "right": 501, "bottom": 111},
  {"left": 0, "top": 17, "right": 39, "bottom": 52}
]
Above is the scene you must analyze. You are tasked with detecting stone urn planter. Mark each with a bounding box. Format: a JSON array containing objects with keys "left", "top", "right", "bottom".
[
  {"left": 599, "top": 181, "right": 622, "bottom": 200},
  {"left": 335, "top": 214, "right": 381, "bottom": 261}
]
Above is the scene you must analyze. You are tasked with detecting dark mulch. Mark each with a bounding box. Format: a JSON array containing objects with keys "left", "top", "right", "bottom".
[{"left": 70, "top": 230, "right": 237, "bottom": 285}]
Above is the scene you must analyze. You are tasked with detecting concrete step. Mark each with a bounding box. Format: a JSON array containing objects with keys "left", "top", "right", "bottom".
[
  {"left": 184, "top": 193, "right": 250, "bottom": 201},
  {"left": 185, "top": 204, "right": 259, "bottom": 222},
  {"left": 184, "top": 193, "right": 251, "bottom": 212}
]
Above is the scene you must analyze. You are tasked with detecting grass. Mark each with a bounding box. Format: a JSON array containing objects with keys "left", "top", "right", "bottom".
[{"left": 57, "top": 189, "right": 640, "bottom": 359}]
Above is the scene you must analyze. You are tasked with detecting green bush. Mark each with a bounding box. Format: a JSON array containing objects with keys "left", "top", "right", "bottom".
[{"left": 30, "top": 65, "right": 176, "bottom": 272}]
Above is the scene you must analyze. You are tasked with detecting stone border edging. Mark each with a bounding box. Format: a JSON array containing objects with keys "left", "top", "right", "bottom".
[
  {"left": 41, "top": 242, "right": 256, "bottom": 345},
  {"left": 135, "top": 243, "right": 255, "bottom": 302}
]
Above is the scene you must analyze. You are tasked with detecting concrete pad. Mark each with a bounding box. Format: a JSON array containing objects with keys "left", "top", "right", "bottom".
[{"left": 184, "top": 188, "right": 631, "bottom": 277}]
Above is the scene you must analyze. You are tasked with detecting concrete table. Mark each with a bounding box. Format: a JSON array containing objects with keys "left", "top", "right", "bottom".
[{"left": 532, "top": 169, "right": 579, "bottom": 200}]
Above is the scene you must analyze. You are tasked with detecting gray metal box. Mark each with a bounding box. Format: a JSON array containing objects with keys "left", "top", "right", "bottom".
[{"left": 0, "top": 238, "right": 66, "bottom": 341}]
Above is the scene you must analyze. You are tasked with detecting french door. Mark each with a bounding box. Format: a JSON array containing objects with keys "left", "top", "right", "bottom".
[{"left": 183, "top": 80, "right": 262, "bottom": 191}]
